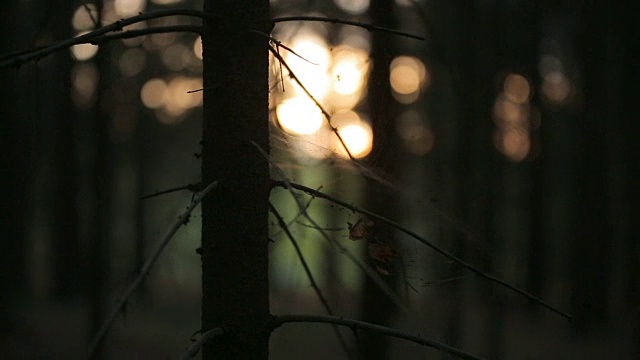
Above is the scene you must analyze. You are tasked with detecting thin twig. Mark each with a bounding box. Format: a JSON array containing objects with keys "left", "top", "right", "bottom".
[
  {"left": 139, "top": 182, "right": 201, "bottom": 200},
  {"left": 87, "top": 181, "right": 219, "bottom": 358},
  {"left": 0, "top": 9, "right": 210, "bottom": 68},
  {"left": 180, "top": 328, "right": 225, "bottom": 360},
  {"left": 251, "top": 141, "right": 408, "bottom": 312},
  {"left": 269, "top": 203, "right": 333, "bottom": 312},
  {"left": 269, "top": 203, "right": 354, "bottom": 359},
  {"left": 90, "top": 25, "right": 202, "bottom": 44},
  {"left": 81, "top": 2, "right": 99, "bottom": 28},
  {"left": 423, "top": 275, "right": 476, "bottom": 287},
  {"left": 295, "top": 221, "right": 344, "bottom": 231},
  {"left": 270, "top": 314, "right": 483, "bottom": 360},
  {"left": 269, "top": 195, "right": 316, "bottom": 238},
  {"left": 272, "top": 16, "right": 425, "bottom": 41},
  {"left": 250, "top": 30, "right": 319, "bottom": 65},
  {"left": 271, "top": 180, "right": 572, "bottom": 321},
  {"left": 268, "top": 45, "right": 356, "bottom": 161}
]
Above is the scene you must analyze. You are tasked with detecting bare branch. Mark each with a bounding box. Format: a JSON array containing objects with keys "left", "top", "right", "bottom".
[
  {"left": 268, "top": 195, "right": 316, "bottom": 238},
  {"left": 81, "top": 2, "right": 99, "bottom": 28},
  {"left": 181, "top": 328, "right": 225, "bottom": 360},
  {"left": 251, "top": 141, "right": 408, "bottom": 312},
  {"left": 139, "top": 182, "right": 202, "bottom": 200},
  {"left": 272, "top": 16, "right": 425, "bottom": 41},
  {"left": 270, "top": 314, "right": 484, "bottom": 360},
  {"left": 87, "top": 181, "right": 219, "bottom": 358},
  {"left": 0, "top": 9, "right": 210, "bottom": 68},
  {"left": 271, "top": 180, "right": 572, "bottom": 321},
  {"left": 269, "top": 203, "right": 333, "bottom": 313},
  {"left": 250, "top": 30, "right": 319, "bottom": 65},
  {"left": 91, "top": 25, "right": 202, "bottom": 44},
  {"left": 269, "top": 202, "right": 354, "bottom": 358},
  {"left": 267, "top": 44, "right": 357, "bottom": 161}
]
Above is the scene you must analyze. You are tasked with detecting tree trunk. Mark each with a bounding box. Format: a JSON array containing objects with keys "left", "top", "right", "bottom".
[
  {"left": 201, "top": 1, "right": 272, "bottom": 358},
  {"left": 570, "top": 0, "right": 616, "bottom": 332},
  {"left": 51, "top": 0, "right": 81, "bottom": 298},
  {"left": 359, "top": 1, "right": 398, "bottom": 359},
  {"left": 0, "top": 1, "right": 29, "bottom": 338}
]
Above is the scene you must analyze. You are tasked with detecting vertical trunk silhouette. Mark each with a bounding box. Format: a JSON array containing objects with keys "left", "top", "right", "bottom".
[
  {"left": 0, "top": 1, "right": 28, "bottom": 338},
  {"left": 571, "top": 0, "right": 620, "bottom": 333},
  {"left": 51, "top": 0, "right": 81, "bottom": 298},
  {"left": 87, "top": 3, "right": 111, "bottom": 357},
  {"left": 201, "top": 1, "right": 272, "bottom": 358},
  {"left": 359, "top": 1, "right": 397, "bottom": 359}
]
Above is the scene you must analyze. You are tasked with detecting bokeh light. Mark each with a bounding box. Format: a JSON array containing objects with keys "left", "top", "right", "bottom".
[
  {"left": 276, "top": 96, "right": 324, "bottom": 135},
  {"left": 70, "top": 32, "right": 99, "bottom": 61},
  {"left": 494, "top": 127, "right": 530, "bottom": 162},
  {"left": 390, "top": 56, "right": 428, "bottom": 104},
  {"left": 541, "top": 71, "right": 571, "bottom": 104},
  {"left": 331, "top": 111, "right": 373, "bottom": 158},
  {"left": 166, "top": 77, "right": 203, "bottom": 112},
  {"left": 333, "top": 0, "right": 370, "bottom": 15},
  {"left": 284, "top": 36, "right": 331, "bottom": 100},
  {"left": 494, "top": 94, "right": 528, "bottom": 126},
  {"left": 141, "top": 78, "right": 168, "bottom": 109},
  {"left": 493, "top": 72, "right": 534, "bottom": 161},
  {"left": 72, "top": 4, "right": 98, "bottom": 31},
  {"left": 503, "top": 73, "right": 531, "bottom": 104},
  {"left": 114, "top": 0, "right": 146, "bottom": 17},
  {"left": 330, "top": 45, "right": 369, "bottom": 96},
  {"left": 193, "top": 36, "right": 203, "bottom": 60},
  {"left": 335, "top": 123, "right": 373, "bottom": 158}
]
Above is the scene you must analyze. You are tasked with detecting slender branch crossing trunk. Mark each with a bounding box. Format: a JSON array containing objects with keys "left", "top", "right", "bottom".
[{"left": 201, "top": 1, "right": 272, "bottom": 358}]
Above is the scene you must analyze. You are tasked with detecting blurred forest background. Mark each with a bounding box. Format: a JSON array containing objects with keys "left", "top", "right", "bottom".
[{"left": 0, "top": 0, "right": 638, "bottom": 358}]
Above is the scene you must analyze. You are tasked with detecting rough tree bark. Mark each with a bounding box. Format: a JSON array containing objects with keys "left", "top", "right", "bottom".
[{"left": 201, "top": 0, "right": 272, "bottom": 358}]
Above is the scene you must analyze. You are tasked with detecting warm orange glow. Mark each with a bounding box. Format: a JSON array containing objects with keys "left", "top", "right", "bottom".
[
  {"left": 334, "top": 0, "right": 370, "bottom": 15},
  {"left": 494, "top": 95, "right": 528, "bottom": 126},
  {"left": 114, "top": 0, "right": 146, "bottom": 17},
  {"left": 276, "top": 96, "right": 324, "bottom": 135},
  {"left": 99, "top": 0, "right": 118, "bottom": 26},
  {"left": 542, "top": 71, "right": 571, "bottom": 104},
  {"left": 331, "top": 111, "right": 373, "bottom": 158},
  {"left": 503, "top": 73, "right": 531, "bottom": 104},
  {"left": 285, "top": 36, "right": 331, "bottom": 100},
  {"left": 167, "top": 77, "right": 203, "bottom": 110},
  {"left": 336, "top": 124, "right": 373, "bottom": 158},
  {"left": 72, "top": 4, "right": 98, "bottom": 31},
  {"left": 71, "top": 32, "right": 99, "bottom": 61},
  {"left": 141, "top": 78, "right": 168, "bottom": 109},
  {"left": 330, "top": 46, "right": 369, "bottom": 96},
  {"left": 193, "top": 36, "right": 203, "bottom": 60},
  {"left": 496, "top": 128, "right": 530, "bottom": 162},
  {"left": 390, "top": 65, "right": 420, "bottom": 95},
  {"left": 390, "top": 56, "right": 428, "bottom": 104}
]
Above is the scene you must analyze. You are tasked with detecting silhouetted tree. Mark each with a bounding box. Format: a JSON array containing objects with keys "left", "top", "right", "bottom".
[{"left": 200, "top": 0, "right": 272, "bottom": 357}]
